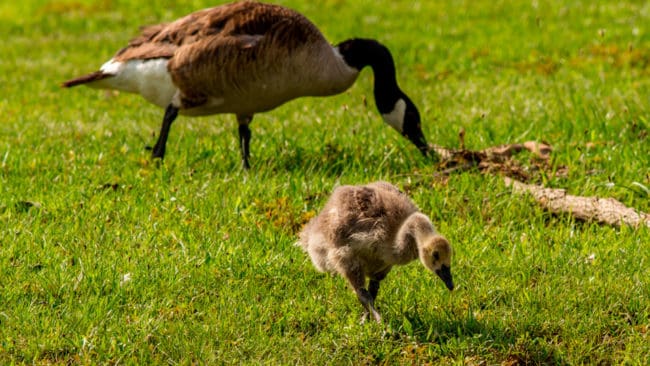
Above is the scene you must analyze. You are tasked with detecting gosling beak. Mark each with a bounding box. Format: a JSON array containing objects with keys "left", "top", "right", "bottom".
[{"left": 435, "top": 265, "right": 454, "bottom": 291}]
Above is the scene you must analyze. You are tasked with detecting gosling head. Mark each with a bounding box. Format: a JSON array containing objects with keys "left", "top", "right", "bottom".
[{"left": 418, "top": 235, "right": 454, "bottom": 291}]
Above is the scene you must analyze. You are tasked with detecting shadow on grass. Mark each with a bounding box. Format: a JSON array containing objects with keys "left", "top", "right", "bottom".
[
  {"left": 385, "top": 311, "right": 568, "bottom": 365},
  {"left": 268, "top": 143, "right": 432, "bottom": 176},
  {"left": 135, "top": 133, "right": 432, "bottom": 177},
  {"left": 166, "top": 143, "right": 355, "bottom": 175}
]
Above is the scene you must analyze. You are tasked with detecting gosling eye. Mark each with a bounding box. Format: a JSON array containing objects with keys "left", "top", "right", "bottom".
[{"left": 433, "top": 251, "right": 440, "bottom": 262}]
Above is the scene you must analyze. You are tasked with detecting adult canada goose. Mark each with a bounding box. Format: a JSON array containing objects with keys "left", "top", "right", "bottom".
[
  {"left": 297, "top": 182, "right": 454, "bottom": 323},
  {"left": 62, "top": 0, "right": 429, "bottom": 169}
]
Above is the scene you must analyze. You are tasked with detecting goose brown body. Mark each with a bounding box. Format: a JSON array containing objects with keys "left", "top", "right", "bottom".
[
  {"left": 66, "top": 1, "right": 357, "bottom": 115},
  {"left": 63, "top": 1, "right": 429, "bottom": 168},
  {"left": 136, "top": 2, "right": 357, "bottom": 115},
  {"left": 298, "top": 182, "right": 454, "bottom": 323}
]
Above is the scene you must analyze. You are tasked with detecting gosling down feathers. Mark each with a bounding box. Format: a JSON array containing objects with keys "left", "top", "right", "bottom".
[
  {"left": 62, "top": 0, "right": 429, "bottom": 169},
  {"left": 298, "top": 182, "right": 454, "bottom": 323}
]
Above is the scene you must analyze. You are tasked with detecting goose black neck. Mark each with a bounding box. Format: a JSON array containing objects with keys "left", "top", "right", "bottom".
[{"left": 337, "top": 38, "right": 403, "bottom": 114}]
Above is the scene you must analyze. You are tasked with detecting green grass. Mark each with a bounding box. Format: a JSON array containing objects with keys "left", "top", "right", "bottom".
[{"left": 1, "top": 0, "right": 649, "bottom": 364}]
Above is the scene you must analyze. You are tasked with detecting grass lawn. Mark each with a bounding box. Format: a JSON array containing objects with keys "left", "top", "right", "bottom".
[{"left": 1, "top": 0, "right": 648, "bottom": 364}]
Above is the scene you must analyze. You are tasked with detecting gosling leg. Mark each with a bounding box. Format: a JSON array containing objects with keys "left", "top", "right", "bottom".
[
  {"left": 369, "top": 268, "right": 391, "bottom": 301},
  {"left": 340, "top": 266, "right": 381, "bottom": 323},
  {"left": 356, "top": 287, "right": 382, "bottom": 323}
]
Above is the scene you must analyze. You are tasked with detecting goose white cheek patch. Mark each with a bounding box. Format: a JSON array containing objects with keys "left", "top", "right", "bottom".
[{"left": 381, "top": 98, "right": 406, "bottom": 133}]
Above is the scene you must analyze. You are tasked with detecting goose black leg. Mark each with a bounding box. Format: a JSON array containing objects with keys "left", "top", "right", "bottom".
[
  {"left": 237, "top": 115, "right": 253, "bottom": 169},
  {"left": 152, "top": 105, "right": 179, "bottom": 160}
]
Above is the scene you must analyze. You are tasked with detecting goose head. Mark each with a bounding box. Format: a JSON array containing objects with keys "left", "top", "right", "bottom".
[
  {"left": 337, "top": 38, "right": 429, "bottom": 156},
  {"left": 418, "top": 235, "right": 454, "bottom": 291},
  {"left": 380, "top": 95, "right": 429, "bottom": 156}
]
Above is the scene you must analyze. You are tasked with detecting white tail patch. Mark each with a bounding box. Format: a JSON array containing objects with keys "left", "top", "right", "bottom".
[
  {"left": 382, "top": 99, "right": 406, "bottom": 132},
  {"left": 95, "top": 58, "right": 177, "bottom": 108}
]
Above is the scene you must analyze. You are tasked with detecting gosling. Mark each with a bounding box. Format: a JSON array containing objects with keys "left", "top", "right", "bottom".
[{"left": 297, "top": 182, "right": 454, "bottom": 323}]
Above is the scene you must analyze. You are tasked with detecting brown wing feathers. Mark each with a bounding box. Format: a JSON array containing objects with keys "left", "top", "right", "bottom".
[{"left": 113, "top": 1, "right": 309, "bottom": 62}]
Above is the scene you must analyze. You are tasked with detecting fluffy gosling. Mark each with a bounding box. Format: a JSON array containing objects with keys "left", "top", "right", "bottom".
[{"left": 297, "top": 181, "right": 454, "bottom": 323}]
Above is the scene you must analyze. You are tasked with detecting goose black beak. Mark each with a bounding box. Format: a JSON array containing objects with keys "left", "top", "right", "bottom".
[
  {"left": 402, "top": 114, "right": 429, "bottom": 156},
  {"left": 435, "top": 265, "right": 454, "bottom": 291},
  {"left": 402, "top": 120, "right": 429, "bottom": 156}
]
